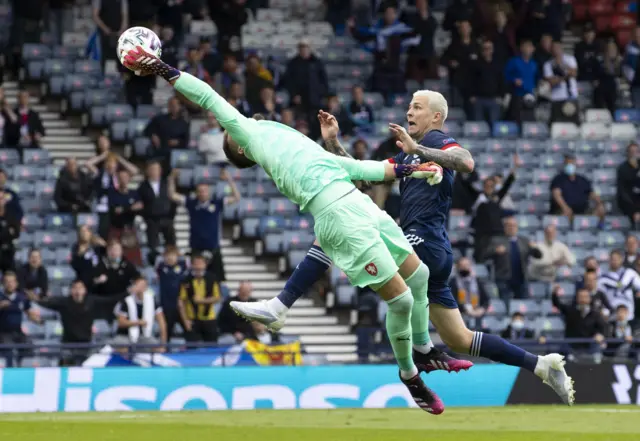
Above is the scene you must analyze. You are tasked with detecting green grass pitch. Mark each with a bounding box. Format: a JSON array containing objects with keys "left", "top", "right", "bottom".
[{"left": 1, "top": 406, "right": 638, "bottom": 441}]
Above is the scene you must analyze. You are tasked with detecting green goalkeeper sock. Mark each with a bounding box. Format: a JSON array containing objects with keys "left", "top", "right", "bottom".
[
  {"left": 385, "top": 289, "right": 417, "bottom": 377},
  {"left": 405, "top": 263, "right": 433, "bottom": 352}
]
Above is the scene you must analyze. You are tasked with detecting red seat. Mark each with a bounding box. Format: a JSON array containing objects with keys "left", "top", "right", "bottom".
[
  {"left": 594, "top": 15, "right": 611, "bottom": 32},
  {"left": 573, "top": 4, "right": 589, "bottom": 21},
  {"left": 589, "top": 0, "right": 614, "bottom": 16},
  {"left": 611, "top": 13, "right": 636, "bottom": 31},
  {"left": 616, "top": 1, "right": 632, "bottom": 13},
  {"left": 616, "top": 29, "right": 633, "bottom": 47}
]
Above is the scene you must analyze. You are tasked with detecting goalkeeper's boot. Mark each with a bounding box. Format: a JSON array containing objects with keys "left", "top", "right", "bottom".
[
  {"left": 413, "top": 347, "right": 474, "bottom": 374},
  {"left": 399, "top": 372, "right": 445, "bottom": 415},
  {"left": 534, "top": 353, "right": 575, "bottom": 405},
  {"left": 230, "top": 300, "right": 287, "bottom": 332}
]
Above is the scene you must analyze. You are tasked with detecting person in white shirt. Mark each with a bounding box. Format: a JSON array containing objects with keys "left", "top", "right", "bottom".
[
  {"left": 198, "top": 111, "right": 227, "bottom": 164},
  {"left": 528, "top": 224, "right": 576, "bottom": 283},
  {"left": 543, "top": 41, "right": 579, "bottom": 123},
  {"left": 597, "top": 249, "right": 640, "bottom": 322}
]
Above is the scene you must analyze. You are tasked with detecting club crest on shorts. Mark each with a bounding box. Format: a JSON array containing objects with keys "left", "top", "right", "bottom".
[{"left": 365, "top": 262, "right": 378, "bottom": 276}]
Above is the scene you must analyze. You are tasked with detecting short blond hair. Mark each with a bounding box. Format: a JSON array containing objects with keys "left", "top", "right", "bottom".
[{"left": 413, "top": 90, "right": 448, "bottom": 122}]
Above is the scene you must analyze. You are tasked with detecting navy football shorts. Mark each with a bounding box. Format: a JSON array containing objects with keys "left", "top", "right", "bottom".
[{"left": 405, "top": 233, "right": 458, "bottom": 309}]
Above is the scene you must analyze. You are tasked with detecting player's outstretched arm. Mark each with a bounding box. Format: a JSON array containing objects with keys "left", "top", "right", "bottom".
[
  {"left": 333, "top": 155, "right": 416, "bottom": 182},
  {"left": 389, "top": 123, "right": 475, "bottom": 173},
  {"left": 123, "top": 47, "right": 254, "bottom": 147}
]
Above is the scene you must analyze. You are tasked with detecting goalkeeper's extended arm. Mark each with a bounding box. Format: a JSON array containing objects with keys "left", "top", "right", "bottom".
[
  {"left": 146, "top": 58, "right": 254, "bottom": 147},
  {"left": 333, "top": 156, "right": 415, "bottom": 182}
]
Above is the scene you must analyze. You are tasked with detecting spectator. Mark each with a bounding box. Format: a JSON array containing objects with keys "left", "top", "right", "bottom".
[
  {"left": 113, "top": 276, "right": 167, "bottom": 353},
  {"left": 347, "top": 85, "right": 374, "bottom": 134},
  {"left": 401, "top": 0, "right": 438, "bottom": 83},
  {"left": 244, "top": 53, "right": 274, "bottom": 110},
  {"left": 281, "top": 108, "right": 295, "bottom": 127},
  {"left": 326, "top": 94, "right": 353, "bottom": 137},
  {"left": 85, "top": 152, "right": 138, "bottom": 241},
  {"left": 481, "top": 216, "right": 542, "bottom": 303},
  {"left": 7, "top": 90, "right": 45, "bottom": 153},
  {"left": 157, "top": 0, "right": 186, "bottom": 36},
  {"left": 594, "top": 39, "right": 623, "bottom": 117},
  {"left": 552, "top": 286, "right": 607, "bottom": 360},
  {"left": 352, "top": 139, "right": 369, "bottom": 160},
  {"left": 492, "top": 173, "right": 517, "bottom": 213},
  {"left": 486, "top": 9, "right": 520, "bottom": 67},
  {"left": 7, "top": 0, "right": 44, "bottom": 75},
  {"left": 575, "top": 23, "right": 600, "bottom": 82},
  {"left": 501, "top": 312, "right": 536, "bottom": 340},
  {"left": 534, "top": 33, "right": 553, "bottom": 79},
  {"left": 183, "top": 45, "right": 213, "bottom": 85},
  {"left": 441, "top": 20, "right": 480, "bottom": 111},
  {"left": 0, "top": 88, "right": 18, "bottom": 149},
  {"left": 623, "top": 27, "right": 640, "bottom": 108},
  {"left": 504, "top": 39, "right": 538, "bottom": 124},
  {"left": 528, "top": 224, "right": 576, "bottom": 283},
  {"left": 199, "top": 37, "right": 221, "bottom": 78},
  {"left": 54, "top": 158, "right": 94, "bottom": 214},
  {"left": 169, "top": 169, "right": 240, "bottom": 280},
  {"left": 472, "top": 157, "right": 518, "bottom": 261},
  {"left": 215, "top": 54, "right": 244, "bottom": 96},
  {"left": 128, "top": 0, "right": 157, "bottom": 27},
  {"left": 543, "top": 41, "right": 579, "bottom": 124},
  {"left": 144, "top": 97, "right": 190, "bottom": 170},
  {"left": 92, "top": 240, "right": 140, "bottom": 321},
  {"left": 108, "top": 169, "right": 143, "bottom": 265},
  {"left": 575, "top": 256, "right": 601, "bottom": 291},
  {"left": 451, "top": 169, "right": 481, "bottom": 215},
  {"left": 227, "top": 81, "right": 252, "bottom": 117},
  {"left": 156, "top": 246, "right": 188, "bottom": 341},
  {"left": 37, "top": 280, "right": 125, "bottom": 365},
  {"left": 123, "top": 67, "right": 156, "bottom": 110},
  {"left": 218, "top": 280, "right": 256, "bottom": 342},
  {"left": 71, "top": 225, "right": 106, "bottom": 289},
  {"left": 137, "top": 161, "right": 177, "bottom": 266},
  {"left": 442, "top": 0, "right": 477, "bottom": 35},
  {"left": 606, "top": 305, "right": 635, "bottom": 359},
  {"left": 17, "top": 249, "right": 48, "bottom": 300},
  {"left": 91, "top": 0, "right": 129, "bottom": 72},
  {"left": 526, "top": 0, "right": 565, "bottom": 42},
  {"left": 253, "top": 87, "right": 282, "bottom": 122},
  {"left": 209, "top": 0, "right": 248, "bottom": 57},
  {"left": 467, "top": 39, "right": 505, "bottom": 123},
  {"left": 178, "top": 254, "right": 222, "bottom": 343},
  {"left": 582, "top": 270, "right": 612, "bottom": 317},
  {"left": 450, "top": 257, "right": 488, "bottom": 327},
  {"left": 198, "top": 112, "right": 226, "bottom": 164},
  {"left": 616, "top": 142, "right": 640, "bottom": 226},
  {"left": 597, "top": 249, "right": 640, "bottom": 322},
  {"left": 282, "top": 38, "right": 329, "bottom": 125},
  {"left": 625, "top": 234, "right": 639, "bottom": 268},
  {"left": 0, "top": 169, "right": 24, "bottom": 221},
  {"left": 0, "top": 194, "right": 20, "bottom": 272},
  {"left": 0, "top": 271, "right": 41, "bottom": 367},
  {"left": 159, "top": 27, "right": 179, "bottom": 68},
  {"left": 550, "top": 153, "right": 605, "bottom": 225}
]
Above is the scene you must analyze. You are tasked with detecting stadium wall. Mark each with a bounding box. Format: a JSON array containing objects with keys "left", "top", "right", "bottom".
[{"left": 0, "top": 364, "right": 637, "bottom": 412}]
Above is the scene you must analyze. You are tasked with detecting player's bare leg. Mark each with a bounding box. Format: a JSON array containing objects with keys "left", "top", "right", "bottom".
[
  {"left": 430, "top": 304, "right": 575, "bottom": 405},
  {"left": 375, "top": 273, "right": 444, "bottom": 415},
  {"left": 398, "top": 253, "right": 473, "bottom": 374}
]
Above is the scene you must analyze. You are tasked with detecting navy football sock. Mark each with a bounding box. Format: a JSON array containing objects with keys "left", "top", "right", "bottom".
[
  {"left": 276, "top": 245, "right": 331, "bottom": 308},
  {"left": 471, "top": 332, "right": 538, "bottom": 372}
]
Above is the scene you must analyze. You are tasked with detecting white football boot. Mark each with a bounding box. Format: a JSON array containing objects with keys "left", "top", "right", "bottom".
[
  {"left": 534, "top": 353, "right": 576, "bottom": 405},
  {"left": 230, "top": 300, "right": 287, "bottom": 332}
]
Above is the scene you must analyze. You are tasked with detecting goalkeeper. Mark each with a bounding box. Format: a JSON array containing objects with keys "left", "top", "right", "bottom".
[{"left": 124, "top": 46, "right": 445, "bottom": 414}]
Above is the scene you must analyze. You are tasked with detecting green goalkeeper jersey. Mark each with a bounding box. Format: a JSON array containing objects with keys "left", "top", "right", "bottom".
[{"left": 174, "top": 73, "right": 386, "bottom": 212}]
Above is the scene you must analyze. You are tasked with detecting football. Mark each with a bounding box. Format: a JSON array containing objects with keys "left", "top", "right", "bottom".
[{"left": 117, "top": 26, "right": 162, "bottom": 72}]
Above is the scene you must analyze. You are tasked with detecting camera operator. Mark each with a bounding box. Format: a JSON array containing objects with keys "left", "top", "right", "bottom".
[{"left": 543, "top": 41, "right": 579, "bottom": 124}]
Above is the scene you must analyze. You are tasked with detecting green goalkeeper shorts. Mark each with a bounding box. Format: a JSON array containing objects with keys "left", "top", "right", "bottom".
[{"left": 314, "top": 189, "right": 413, "bottom": 288}]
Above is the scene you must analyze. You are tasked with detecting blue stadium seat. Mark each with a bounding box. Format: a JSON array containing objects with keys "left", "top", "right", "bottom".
[
  {"left": 598, "top": 231, "right": 625, "bottom": 248},
  {"left": 325, "top": 64, "right": 344, "bottom": 77},
  {"left": 547, "top": 139, "right": 573, "bottom": 153},
  {"left": 533, "top": 169, "right": 554, "bottom": 183},
  {"left": 90, "top": 105, "right": 107, "bottom": 126},
  {"left": 44, "top": 166, "right": 60, "bottom": 181},
  {"left": 23, "top": 321, "right": 46, "bottom": 338},
  {"left": 537, "top": 316, "right": 565, "bottom": 338},
  {"left": 22, "top": 149, "right": 50, "bottom": 166},
  {"left": 194, "top": 165, "right": 221, "bottom": 185},
  {"left": 575, "top": 140, "right": 604, "bottom": 154},
  {"left": 446, "top": 107, "right": 465, "bottom": 122},
  {"left": 319, "top": 47, "right": 349, "bottom": 64},
  {"left": 336, "top": 285, "right": 357, "bottom": 307},
  {"left": 330, "top": 266, "right": 350, "bottom": 286},
  {"left": 227, "top": 167, "right": 257, "bottom": 182},
  {"left": 476, "top": 153, "right": 510, "bottom": 168},
  {"left": 291, "top": 215, "right": 314, "bottom": 231},
  {"left": 171, "top": 149, "right": 201, "bottom": 169},
  {"left": 345, "top": 64, "right": 373, "bottom": 82},
  {"left": 607, "top": 216, "right": 632, "bottom": 230},
  {"left": 85, "top": 89, "right": 113, "bottom": 107},
  {"left": 486, "top": 139, "right": 515, "bottom": 154},
  {"left": 458, "top": 139, "right": 487, "bottom": 153},
  {"left": 73, "top": 59, "right": 101, "bottom": 76},
  {"left": 93, "top": 320, "right": 113, "bottom": 339},
  {"left": 27, "top": 60, "right": 45, "bottom": 80},
  {"left": 77, "top": 213, "right": 98, "bottom": 228},
  {"left": 615, "top": 108, "right": 640, "bottom": 123},
  {"left": 9, "top": 181, "right": 35, "bottom": 198},
  {"left": 282, "top": 231, "right": 315, "bottom": 251},
  {"left": 575, "top": 153, "right": 602, "bottom": 168},
  {"left": 64, "top": 74, "right": 96, "bottom": 93},
  {"left": 473, "top": 264, "right": 489, "bottom": 279},
  {"left": 362, "top": 92, "right": 384, "bottom": 110},
  {"left": 573, "top": 215, "right": 599, "bottom": 231},
  {"left": 566, "top": 231, "right": 598, "bottom": 248},
  {"left": 247, "top": 181, "right": 279, "bottom": 198},
  {"left": 542, "top": 215, "right": 571, "bottom": 232},
  {"left": 241, "top": 217, "right": 261, "bottom": 238},
  {"left": 492, "top": 121, "right": 519, "bottom": 138},
  {"left": 556, "top": 282, "right": 576, "bottom": 298},
  {"left": 258, "top": 215, "right": 287, "bottom": 236},
  {"left": 268, "top": 198, "right": 297, "bottom": 216},
  {"left": 516, "top": 139, "right": 541, "bottom": 153},
  {"left": 264, "top": 233, "right": 284, "bottom": 254},
  {"left": 133, "top": 137, "right": 151, "bottom": 158},
  {"left": 528, "top": 282, "right": 550, "bottom": 299},
  {"left": 69, "top": 90, "right": 87, "bottom": 111},
  {"left": 54, "top": 248, "right": 71, "bottom": 265},
  {"left": 287, "top": 250, "right": 307, "bottom": 270},
  {"left": 593, "top": 169, "right": 616, "bottom": 185},
  {"left": 516, "top": 214, "right": 541, "bottom": 232},
  {"left": 127, "top": 118, "right": 148, "bottom": 140},
  {"left": 486, "top": 299, "right": 507, "bottom": 317},
  {"left": 521, "top": 122, "right": 549, "bottom": 139},
  {"left": 110, "top": 121, "right": 128, "bottom": 142},
  {"left": 52, "top": 45, "right": 82, "bottom": 60},
  {"left": 43, "top": 58, "right": 66, "bottom": 77},
  {"left": 136, "top": 105, "right": 159, "bottom": 120},
  {"left": 510, "top": 299, "right": 541, "bottom": 317},
  {"left": 35, "top": 231, "right": 66, "bottom": 249},
  {"left": 176, "top": 168, "right": 193, "bottom": 189},
  {"left": 350, "top": 48, "right": 374, "bottom": 64},
  {"left": 216, "top": 181, "right": 246, "bottom": 200},
  {"left": 442, "top": 121, "right": 462, "bottom": 137},
  {"left": 449, "top": 214, "right": 471, "bottom": 230},
  {"left": 22, "top": 43, "right": 51, "bottom": 61},
  {"left": 463, "top": 121, "right": 491, "bottom": 138},
  {"left": 0, "top": 148, "right": 20, "bottom": 166},
  {"left": 21, "top": 214, "right": 43, "bottom": 232},
  {"left": 539, "top": 153, "right": 565, "bottom": 169},
  {"left": 14, "top": 165, "right": 45, "bottom": 182},
  {"left": 48, "top": 75, "right": 65, "bottom": 95},
  {"left": 526, "top": 183, "right": 546, "bottom": 199},
  {"left": 480, "top": 316, "right": 507, "bottom": 333},
  {"left": 105, "top": 104, "right": 134, "bottom": 123},
  {"left": 237, "top": 198, "right": 268, "bottom": 219}
]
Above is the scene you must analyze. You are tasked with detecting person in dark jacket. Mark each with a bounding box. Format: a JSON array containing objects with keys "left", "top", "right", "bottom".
[
  {"left": 6, "top": 90, "right": 45, "bottom": 153},
  {"left": 156, "top": 246, "right": 188, "bottom": 341},
  {"left": 282, "top": 38, "right": 329, "bottom": 121},
  {"left": 17, "top": 248, "right": 48, "bottom": 300},
  {"left": 347, "top": 85, "right": 374, "bottom": 134},
  {"left": 0, "top": 168, "right": 24, "bottom": 222},
  {"left": 574, "top": 23, "right": 600, "bottom": 82},
  {"left": 218, "top": 280, "right": 256, "bottom": 342},
  {"left": 54, "top": 158, "right": 94, "bottom": 214},
  {"left": 552, "top": 286, "right": 607, "bottom": 356},
  {"left": 451, "top": 169, "right": 481, "bottom": 214},
  {"left": 143, "top": 97, "right": 190, "bottom": 171},
  {"left": 441, "top": 20, "right": 480, "bottom": 112},
  {"left": 0, "top": 89, "right": 19, "bottom": 148},
  {"left": 0, "top": 194, "right": 20, "bottom": 272},
  {"left": 466, "top": 39, "right": 505, "bottom": 123},
  {"left": 472, "top": 156, "right": 519, "bottom": 261},
  {"left": 617, "top": 142, "right": 640, "bottom": 225},
  {"left": 501, "top": 312, "right": 536, "bottom": 340},
  {"left": 209, "top": 0, "right": 248, "bottom": 57},
  {"left": 401, "top": 0, "right": 438, "bottom": 82},
  {"left": 244, "top": 53, "right": 274, "bottom": 111},
  {"left": 71, "top": 225, "right": 106, "bottom": 289},
  {"left": 137, "top": 161, "right": 177, "bottom": 266}
]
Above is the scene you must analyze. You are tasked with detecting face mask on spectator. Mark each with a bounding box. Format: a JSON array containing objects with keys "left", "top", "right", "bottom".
[
  {"left": 511, "top": 320, "right": 524, "bottom": 330},
  {"left": 494, "top": 184, "right": 502, "bottom": 191},
  {"left": 458, "top": 269, "right": 471, "bottom": 277},
  {"left": 564, "top": 164, "right": 576, "bottom": 175},
  {"left": 110, "top": 256, "right": 121, "bottom": 265},
  {"left": 208, "top": 127, "right": 221, "bottom": 134}
]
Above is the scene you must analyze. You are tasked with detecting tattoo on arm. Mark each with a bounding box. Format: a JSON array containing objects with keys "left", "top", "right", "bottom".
[{"left": 414, "top": 145, "right": 475, "bottom": 173}]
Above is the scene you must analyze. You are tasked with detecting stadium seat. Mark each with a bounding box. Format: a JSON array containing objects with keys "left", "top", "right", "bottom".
[
  {"left": 9, "top": 181, "right": 35, "bottom": 198},
  {"left": 241, "top": 217, "right": 261, "bottom": 238},
  {"left": 449, "top": 214, "right": 471, "bottom": 230},
  {"left": 538, "top": 153, "right": 565, "bottom": 169},
  {"left": 584, "top": 108, "right": 612, "bottom": 124},
  {"left": 551, "top": 122, "right": 579, "bottom": 139},
  {"left": 487, "top": 139, "right": 515, "bottom": 154},
  {"left": 237, "top": 198, "right": 268, "bottom": 219},
  {"left": 330, "top": 266, "right": 350, "bottom": 287},
  {"left": 537, "top": 316, "right": 565, "bottom": 338},
  {"left": 0, "top": 148, "right": 20, "bottom": 166},
  {"left": 516, "top": 214, "right": 541, "bottom": 232},
  {"left": 194, "top": 165, "right": 221, "bottom": 185},
  {"left": 22, "top": 149, "right": 50, "bottom": 166},
  {"left": 127, "top": 118, "right": 148, "bottom": 140},
  {"left": 258, "top": 215, "right": 287, "bottom": 236},
  {"left": 44, "top": 213, "right": 74, "bottom": 231},
  {"left": 264, "top": 233, "right": 284, "bottom": 254},
  {"left": 269, "top": 198, "right": 298, "bottom": 215},
  {"left": 110, "top": 121, "right": 128, "bottom": 142},
  {"left": 521, "top": 122, "right": 549, "bottom": 139},
  {"left": 105, "top": 104, "right": 134, "bottom": 123},
  {"left": 247, "top": 181, "right": 279, "bottom": 198},
  {"left": 336, "top": 285, "right": 357, "bottom": 307},
  {"left": 566, "top": 231, "right": 598, "bottom": 248},
  {"left": 528, "top": 282, "right": 549, "bottom": 299},
  {"left": 377, "top": 107, "right": 405, "bottom": 123},
  {"left": 610, "top": 123, "right": 637, "bottom": 140},
  {"left": 282, "top": 231, "right": 315, "bottom": 251},
  {"left": 48, "top": 265, "right": 75, "bottom": 284},
  {"left": 133, "top": 137, "right": 151, "bottom": 158},
  {"left": 288, "top": 250, "right": 307, "bottom": 270},
  {"left": 463, "top": 121, "right": 491, "bottom": 138},
  {"left": 14, "top": 165, "right": 45, "bottom": 182},
  {"left": 54, "top": 248, "right": 72, "bottom": 265},
  {"left": 459, "top": 139, "right": 487, "bottom": 153},
  {"left": 363, "top": 92, "right": 385, "bottom": 110},
  {"left": 442, "top": 121, "right": 462, "bottom": 137},
  {"left": 492, "top": 121, "right": 519, "bottom": 139},
  {"left": 547, "top": 139, "right": 572, "bottom": 153},
  {"left": 533, "top": 169, "right": 554, "bottom": 183},
  {"left": 22, "top": 43, "right": 51, "bottom": 61},
  {"left": 580, "top": 122, "right": 609, "bottom": 140},
  {"left": 446, "top": 107, "right": 465, "bottom": 122},
  {"left": 73, "top": 59, "right": 101, "bottom": 76},
  {"left": 598, "top": 231, "right": 625, "bottom": 247},
  {"left": 614, "top": 108, "right": 640, "bottom": 123},
  {"left": 171, "top": 149, "right": 200, "bottom": 169},
  {"left": 573, "top": 215, "right": 600, "bottom": 231},
  {"left": 77, "top": 213, "right": 98, "bottom": 228},
  {"left": 175, "top": 168, "right": 193, "bottom": 189},
  {"left": 290, "top": 215, "right": 314, "bottom": 231},
  {"left": 543, "top": 215, "right": 571, "bottom": 232},
  {"left": 608, "top": 216, "right": 632, "bottom": 230},
  {"left": 480, "top": 316, "right": 507, "bottom": 333},
  {"left": 486, "top": 299, "right": 507, "bottom": 317},
  {"left": 509, "top": 299, "right": 541, "bottom": 317}
]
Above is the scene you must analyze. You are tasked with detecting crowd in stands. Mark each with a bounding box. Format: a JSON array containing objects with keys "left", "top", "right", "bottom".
[{"left": 1, "top": 0, "right": 640, "bottom": 367}]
